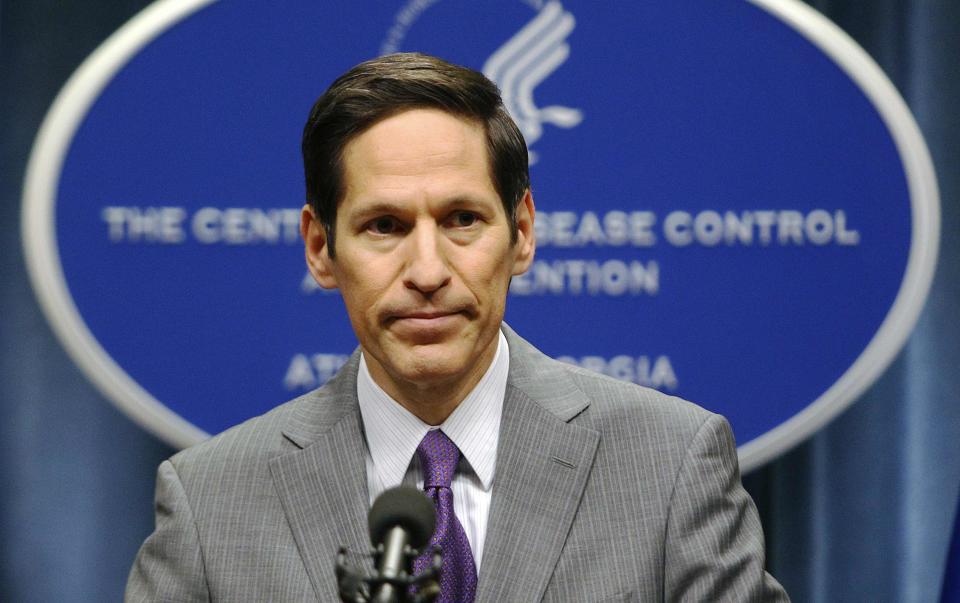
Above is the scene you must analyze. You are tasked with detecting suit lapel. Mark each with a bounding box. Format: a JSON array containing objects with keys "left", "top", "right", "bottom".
[
  {"left": 476, "top": 329, "right": 601, "bottom": 603},
  {"left": 269, "top": 355, "right": 371, "bottom": 601},
  {"left": 266, "top": 329, "right": 599, "bottom": 602}
]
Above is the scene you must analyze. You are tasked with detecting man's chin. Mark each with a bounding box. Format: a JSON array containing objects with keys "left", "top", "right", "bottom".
[
  {"left": 380, "top": 343, "right": 474, "bottom": 384},
  {"left": 397, "top": 349, "right": 465, "bottom": 380},
  {"left": 365, "top": 330, "right": 496, "bottom": 394}
]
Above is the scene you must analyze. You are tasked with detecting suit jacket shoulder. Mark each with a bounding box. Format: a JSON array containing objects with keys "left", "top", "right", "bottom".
[
  {"left": 499, "top": 325, "right": 788, "bottom": 601},
  {"left": 504, "top": 322, "right": 715, "bottom": 469},
  {"left": 127, "top": 352, "right": 368, "bottom": 602}
]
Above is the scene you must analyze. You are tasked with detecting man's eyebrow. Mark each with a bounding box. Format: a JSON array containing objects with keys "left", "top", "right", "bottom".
[
  {"left": 345, "top": 195, "right": 499, "bottom": 220},
  {"left": 342, "top": 201, "right": 407, "bottom": 221},
  {"left": 436, "top": 195, "right": 499, "bottom": 211}
]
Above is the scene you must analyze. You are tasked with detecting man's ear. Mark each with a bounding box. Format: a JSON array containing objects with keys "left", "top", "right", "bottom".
[
  {"left": 511, "top": 189, "right": 536, "bottom": 275},
  {"left": 300, "top": 204, "right": 338, "bottom": 289}
]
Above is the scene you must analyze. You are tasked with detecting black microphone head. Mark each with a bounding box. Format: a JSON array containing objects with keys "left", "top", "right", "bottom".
[{"left": 368, "top": 486, "right": 436, "bottom": 549}]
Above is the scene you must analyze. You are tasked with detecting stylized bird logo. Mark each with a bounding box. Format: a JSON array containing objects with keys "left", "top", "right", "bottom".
[{"left": 483, "top": 1, "right": 583, "bottom": 164}]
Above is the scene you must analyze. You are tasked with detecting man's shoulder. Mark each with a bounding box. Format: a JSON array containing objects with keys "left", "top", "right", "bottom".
[
  {"left": 507, "top": 328, "right": 742, "bottom": 514},
  {"left": 505, "top": 325, "right": 715, "bottom": 437},
  {"left": 163, "top": 385, "right": 345, "bottom": 495},
  {"left": 168, "top": 350, "right": 361, "bottom": 474},
  {"left": 563, "top": 359, "right": 710, "bottom": 422},
  {"left": 171, "top": 391, "right": 300, "bottom": 459},
  {"left": 504, "top": 325, "right": 727, "bottom": 478},
  {"left": 551, "top": 356, "right": 718, "bottom": 455}
]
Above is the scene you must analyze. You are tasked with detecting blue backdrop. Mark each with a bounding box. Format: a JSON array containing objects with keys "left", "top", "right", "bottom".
[{"left": 2, "top": 1, "right": 959, "bottom": 600}]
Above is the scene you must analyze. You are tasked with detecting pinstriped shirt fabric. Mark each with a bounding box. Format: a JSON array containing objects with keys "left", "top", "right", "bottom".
[{"left": 357, "top": 330, "right": 507, "bottom": 569}]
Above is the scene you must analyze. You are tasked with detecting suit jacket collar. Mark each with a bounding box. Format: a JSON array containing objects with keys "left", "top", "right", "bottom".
[
  {"left": 271, "top": 326, "right": 600, "bottom": 602},
  {"left": 270, "top": 350, "right": 370, "bottom": 600},
  {"left": 277, "top": 347, "right": 363, "bottom": 449},
  {"left": 476, "top": 325, "right": 600, "bottom": 603}
]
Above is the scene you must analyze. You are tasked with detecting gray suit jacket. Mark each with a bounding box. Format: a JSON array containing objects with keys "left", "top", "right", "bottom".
[{"left": 127, "top": 326, "right": 788, "bottom": 602}]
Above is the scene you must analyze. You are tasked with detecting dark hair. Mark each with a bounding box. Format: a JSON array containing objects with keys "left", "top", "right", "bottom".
[{"left": 301, "top": 52, "right": 529, "bottom": 257}]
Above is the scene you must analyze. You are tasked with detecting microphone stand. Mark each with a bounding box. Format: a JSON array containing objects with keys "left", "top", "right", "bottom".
[{"left": 336, "top": 544, "right": 442, "bottom": 603}]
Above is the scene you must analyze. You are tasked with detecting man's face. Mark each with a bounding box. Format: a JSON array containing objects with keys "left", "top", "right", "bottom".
[{"left": 302, "top": 108, "right": 535, "bottom": 408}]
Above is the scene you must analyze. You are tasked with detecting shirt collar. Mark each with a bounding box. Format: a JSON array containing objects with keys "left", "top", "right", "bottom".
[{"left": 357, "top": 330, "right": 508, "bottom": 491}]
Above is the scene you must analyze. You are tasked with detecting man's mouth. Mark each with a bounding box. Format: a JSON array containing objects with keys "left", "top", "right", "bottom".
[
  {"left": 397, "top": 311, "right": 458, "bottom": 320},
  {"left": 388, "top": 311, "right": 465, "bottom": 335}
]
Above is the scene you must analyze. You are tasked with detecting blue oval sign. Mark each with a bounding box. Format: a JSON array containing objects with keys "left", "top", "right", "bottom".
[{"left": 22, "top": 0, "right": 939, "bottom": 470}]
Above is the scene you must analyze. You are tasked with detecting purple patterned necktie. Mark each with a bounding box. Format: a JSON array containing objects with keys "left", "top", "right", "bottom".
[{"left": 413, "top": 429, "right": 478, "bottom": 603}]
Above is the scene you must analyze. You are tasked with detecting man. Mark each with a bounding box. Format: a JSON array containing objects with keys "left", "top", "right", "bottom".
[{"left": 127, "top": 53, "right": 788, "bottom": 601}]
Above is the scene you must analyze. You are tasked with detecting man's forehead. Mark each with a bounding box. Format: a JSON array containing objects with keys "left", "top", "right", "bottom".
[{"left": 339, "top": 108, "right": 495, "bottom": 193}]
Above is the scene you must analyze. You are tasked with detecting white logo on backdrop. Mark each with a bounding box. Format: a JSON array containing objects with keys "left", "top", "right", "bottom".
[{"left": 483, "top": 1, "right": 583, "bottom": 163}]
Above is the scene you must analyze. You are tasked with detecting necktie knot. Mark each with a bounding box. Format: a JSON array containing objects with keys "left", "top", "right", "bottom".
[{"left": 416, "top": 429, "right": 459, "bottom": 490}]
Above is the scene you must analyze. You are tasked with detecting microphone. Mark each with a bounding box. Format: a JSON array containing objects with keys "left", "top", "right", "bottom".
[{"left": 368, "top": 487, "right": 437, "bottom": 603}]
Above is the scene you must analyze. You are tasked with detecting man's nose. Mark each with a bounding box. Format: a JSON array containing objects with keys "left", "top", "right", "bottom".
[{"left": 402, "top": 222, "right": 452, "bottom": 294}]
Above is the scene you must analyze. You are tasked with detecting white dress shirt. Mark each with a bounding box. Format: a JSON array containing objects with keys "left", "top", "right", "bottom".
[{"left": 357, "top": 330, "right": 508, "bottom": 570}]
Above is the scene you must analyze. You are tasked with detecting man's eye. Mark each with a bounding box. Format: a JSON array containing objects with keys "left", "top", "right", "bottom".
[
  {"left": 368, "top": 217, "right": 399, "bottom": 234},
  {"left": 451, "top": 212, "right": 478, "bottom": 227}
]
